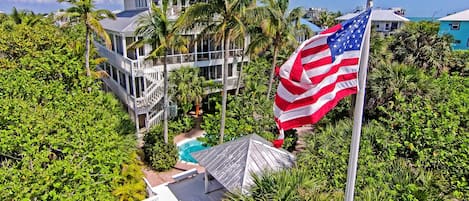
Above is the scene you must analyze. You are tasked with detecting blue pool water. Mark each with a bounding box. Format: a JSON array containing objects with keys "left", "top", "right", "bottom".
[{"left": 178, "top": 139, "right": 209, "bottom": 163}]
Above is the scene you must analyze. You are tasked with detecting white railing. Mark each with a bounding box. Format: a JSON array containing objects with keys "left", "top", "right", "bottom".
[
  {"left": 148, "top": 110, "right": 164, "bottom": 129},
  {"left": 96, "top": 41, "right": 244, "bottom": 70},
  {"left": 136, "top": 79, "right": 164, "bottom": 108},
  {"left": 94, "top": 42, "right": 136, "bottom": 72},
  {"left": 101, "top": 77, "right": 135, "bottom": 110}
]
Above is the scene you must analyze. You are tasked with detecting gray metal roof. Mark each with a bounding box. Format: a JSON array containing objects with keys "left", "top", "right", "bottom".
[
  {"left": 439, "top": 9, "right": 469, "bottom": 21},
  {"left": 192, "top": 134, "right": 295, "bottom": 194},
  {"left": 100, "top": 9, "right": 148, "bottom": 34},
  {"left": 300, "top": 18, "right": 322, "bottom": 32},
  {"left": 337, "top": 9, "right": 410, "bottom": 22}
]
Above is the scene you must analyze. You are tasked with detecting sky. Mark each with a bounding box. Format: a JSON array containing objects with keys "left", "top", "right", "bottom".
[{"left": 0, "top": 0, "right": 468, "bottom": 17}]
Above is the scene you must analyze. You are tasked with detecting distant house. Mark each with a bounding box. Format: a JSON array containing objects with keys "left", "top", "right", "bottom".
[
  {"left": 438, "top": 9, "right": 469, "bottom": 50},
  {"left": 304, "top": 7, "right": 326, "bottom": 22},
  {"left": 337, "top": 9, "right": 409, "bottom": 34}
]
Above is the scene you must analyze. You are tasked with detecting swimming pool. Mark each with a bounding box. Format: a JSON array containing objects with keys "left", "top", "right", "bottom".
[{"left": 177, "top": 139, "right": 209, "bottom": 163}]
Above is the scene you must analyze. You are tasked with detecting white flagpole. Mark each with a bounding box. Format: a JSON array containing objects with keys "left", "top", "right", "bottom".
[{"left": 344, "top": 1, "right": 372, "bottom": 201}]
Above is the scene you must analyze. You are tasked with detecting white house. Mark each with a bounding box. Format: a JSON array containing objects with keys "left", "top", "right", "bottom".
[
  {"left": 337, "top": 9, "right": 409, "bottom": 33},
  {"left": 96, "top": 0, "right": 249, "bottom": 133}
]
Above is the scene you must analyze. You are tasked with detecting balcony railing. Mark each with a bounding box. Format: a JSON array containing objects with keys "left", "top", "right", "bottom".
[
  {"left": 95, "top": 41, "right": 244, "bottom": 71},
  {"left": 151, "top": 49, "right": 243, "bottom": 65}
]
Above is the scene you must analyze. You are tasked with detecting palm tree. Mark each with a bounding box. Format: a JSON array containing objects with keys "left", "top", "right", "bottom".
[
  {"left": 10, "top": 7, "right": 44, "bottom": 26},
  {"left": 169, "top": 66, "right": 205, "bottom": 117},
  {"left": 132, "top": 2, "right": 188, "bottom": 144},
  {"left": 177, "top": 0, "right": 253, "bottom": 144},
  {"left": 389, "top": 21, "right": 452, "bottom": 74},
  {"left": 249, "top": 0, "right": 305, "bottom": 98},
  {"left": 315, "top": 11, "right": 340, "bottom": 29},
  {"left": 57, "top": 0, "right": 115, "bottom": 79}
]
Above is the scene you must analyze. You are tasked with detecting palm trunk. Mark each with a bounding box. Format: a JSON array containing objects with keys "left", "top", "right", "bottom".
[
  {"left": 267, "top": 44, "right": 279, "bottom": 99},
  {"left": 85, "top": 26, "right": 91, "bottom": 78},
  {"left": 163, "top": 53, "right": 169, "bottom": 144},
  {"left": 235, "top": 46, "right": 245, "bottom": 95},
  {"left": 195, "top": 101, "right": 200, "bottom": 118},
  {"left": 85, "top": 26, "right": 92, "bottom": 92},
  {"left": 219, "top": 30, "right": 230, "bottom": 145}
]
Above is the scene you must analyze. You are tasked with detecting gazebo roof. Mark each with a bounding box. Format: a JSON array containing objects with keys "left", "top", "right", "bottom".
[{"left": 192, "top": 134, "right": 295, "bottom": 194}]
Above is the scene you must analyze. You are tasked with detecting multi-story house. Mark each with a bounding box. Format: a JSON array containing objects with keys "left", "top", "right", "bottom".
[
  {"left": 303, "top": 7, "right": 326, "bottom": 22},
  {"left": 95, "top": 0, "right": 248, "bottom": 133},
  {"left": 438, "top": 9, "right": 469, "bottom": 50},
  {"left": 337, "top": 9, "right": 409, "bottom": 34}
]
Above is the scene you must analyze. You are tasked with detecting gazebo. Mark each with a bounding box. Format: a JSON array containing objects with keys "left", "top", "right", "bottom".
[{"left": 192, "top": 134, "right": 296, "bottom": 195}]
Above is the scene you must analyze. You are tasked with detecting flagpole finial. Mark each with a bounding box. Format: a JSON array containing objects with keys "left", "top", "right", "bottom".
[{"left": 366, "top": 0, "right": 373, "bottom": 9}]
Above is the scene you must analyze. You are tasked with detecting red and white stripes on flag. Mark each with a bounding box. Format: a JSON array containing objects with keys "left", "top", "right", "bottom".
[{"left": 273, "top": 10, "right": 371, "bottom": 148}]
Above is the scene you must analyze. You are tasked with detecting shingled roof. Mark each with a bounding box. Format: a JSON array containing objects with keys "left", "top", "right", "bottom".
[
  {"left": 337, "top": 9, "right": 410, "bottom": 22},
  {"left": 438, "top": 9, "right": 469, "bottom": 21},
  {"left": 191, "top": 134, "right": 295, "bottom": 194},
  {"left": 100, "top": 9, "right": 148, "bottom": 34}
]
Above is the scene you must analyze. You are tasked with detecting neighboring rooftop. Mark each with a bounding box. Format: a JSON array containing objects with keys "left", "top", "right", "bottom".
[
  {"left": 192, "top": 134, "right": 296, "bottom": 194},
  {"left": 337, "top": 9, "right": 410, "bottom": 22},
  {"left": 438, "top": 9, "right": 469, "bottom": 21},
  {"left": 100, "top": 8, "right": 148, "bottom": 34},
  {"left": 300, "top": 18, "right": 322, "bottom": 32}
]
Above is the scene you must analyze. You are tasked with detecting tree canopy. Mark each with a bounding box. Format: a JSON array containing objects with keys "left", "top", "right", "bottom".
[{"left": 0, "top": 13, "right": 144, "bottom": 200}]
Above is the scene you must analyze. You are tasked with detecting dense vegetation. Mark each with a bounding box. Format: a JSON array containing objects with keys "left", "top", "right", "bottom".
[
  {"left": 1, "top": 1, "right": 467, "bottom": 200},
  {"left": 0, "top": 12, "right": 145, "bottom": 200},
  {"left": 225, "top": 20, "right": 469, "bottom": 200}
]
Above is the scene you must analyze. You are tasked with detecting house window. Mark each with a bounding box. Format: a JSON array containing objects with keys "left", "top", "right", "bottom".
[
  {"left": 391, "top": 22, "right": 398, "bottom": 30},
  {"left": 467, "top": 38, "right": 469, "bottom": 47},
  {"left": 199, "top": 65, "right": 223, "bottom": 80},
  {"left": 454, "top": 40, "right": 461, "bottom": 44},
  {"left": 109, "top": 33, "right": 115, "bottom": 51},
  {"left": 129, "top": 75, "right": 134, "bottom": 96},
  {"left": 228, "top": 64, "right": 233, "bottom": 77},
  {"left": 119, "top": 71, "right": 126, "bottom": 89},
  {"left": 135, "top": 0, "right": 148, "bottom": 8},
  {"left": 105, "top": 63, "right": 111, "bottom": 77},
  {"left": 115, "top": 35, "right": 124, "bottom": 55},
  {"left": 112, "top": 66, "right": 118, "bottom": 81},
  {"left": 450, "top": 22, "right": 460, "bottom": 30},
  {"left": 126, "top": 37, "right": 137, "bottom": 60}
]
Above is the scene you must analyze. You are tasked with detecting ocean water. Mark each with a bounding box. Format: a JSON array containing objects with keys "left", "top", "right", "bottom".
[{"left": 407, "top": 17, "right": 440, "bottom": 22}]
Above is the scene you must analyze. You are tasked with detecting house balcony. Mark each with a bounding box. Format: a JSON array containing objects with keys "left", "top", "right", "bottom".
[{"left": 95, "top": 41, "right": 246, "bottom": 73}]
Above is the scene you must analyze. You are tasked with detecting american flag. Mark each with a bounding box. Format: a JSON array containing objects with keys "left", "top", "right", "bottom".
[{"left": 273, "top": 9, "right": 371, "bottom": 147}]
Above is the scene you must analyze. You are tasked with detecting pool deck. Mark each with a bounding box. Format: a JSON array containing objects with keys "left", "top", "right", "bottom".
[
  {"left": 173, "top": 128, "right": 205, "bottom": 145},
  {"left": 143, "top": 128, "right": 206, "bottom": 187}
]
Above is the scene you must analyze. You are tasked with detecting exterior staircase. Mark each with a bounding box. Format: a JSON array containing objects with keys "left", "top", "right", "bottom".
[{"left": 135, "top": 66, "right": 166, "bottom": 130}]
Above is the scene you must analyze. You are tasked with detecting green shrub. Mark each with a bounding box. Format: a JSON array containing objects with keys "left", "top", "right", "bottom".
[
  {"left": 148, "top": 141, "right": 178, "bottom": 171},
  {"left": 112, "top": 152, "right": 147, "bottom": 201},
  {"left": 143, "top": 125, "right": 179, "bottom": 171}
]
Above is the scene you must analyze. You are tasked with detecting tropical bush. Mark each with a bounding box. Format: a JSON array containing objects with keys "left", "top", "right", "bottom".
[
  {"left": 201, "top": 59, "right": 276, "bottom": 146},
  {"left": 228, "top": 21, "right": 469, "bottom": 200},
  {"left": 143, "top": 125, "right": 178, "bottom": 171},
  {"left": 0, "top": 16, "right": 145, "bottom": 200}
]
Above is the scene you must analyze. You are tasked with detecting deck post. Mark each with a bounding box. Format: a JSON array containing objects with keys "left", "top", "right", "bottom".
[{"left": 204, "top": 172, "right": 209, "bottom": 193}]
